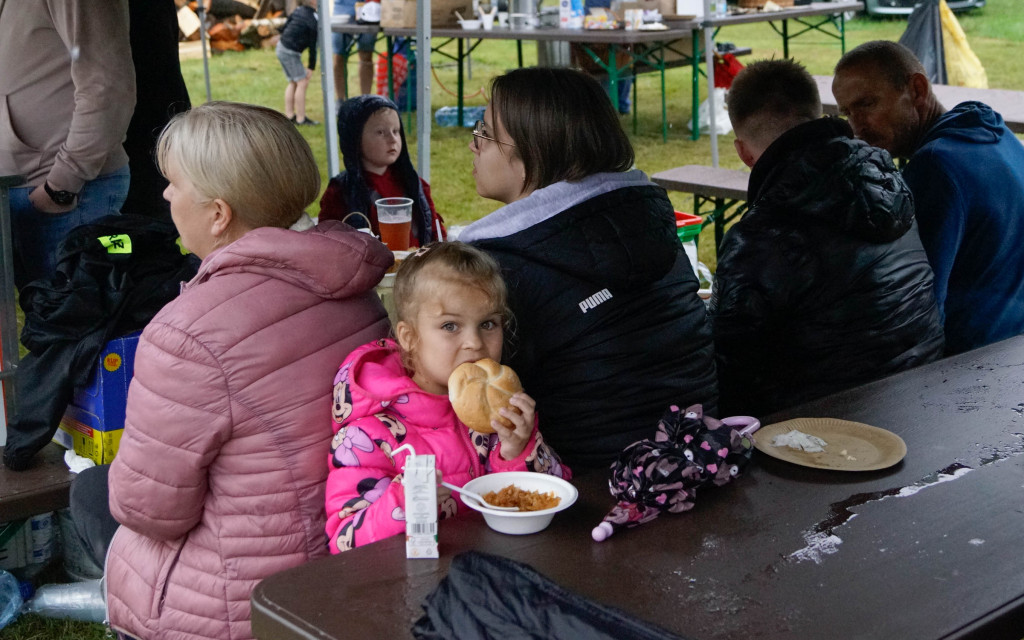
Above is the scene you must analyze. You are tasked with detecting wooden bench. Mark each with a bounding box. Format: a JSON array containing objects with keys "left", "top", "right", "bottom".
[
  {"left": 0, "top": 443, "right": 75, "bottom": 524},
  {"left": 651, "top": 164, "right": 750, "bottom": 252},
  {"left": 814, "top": 75, "right": 1024, "bottom": 134}
]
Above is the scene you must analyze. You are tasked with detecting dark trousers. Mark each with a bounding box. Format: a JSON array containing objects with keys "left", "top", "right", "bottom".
[{"left": 69, "top": 464, "right": 120, "bottom": 570}]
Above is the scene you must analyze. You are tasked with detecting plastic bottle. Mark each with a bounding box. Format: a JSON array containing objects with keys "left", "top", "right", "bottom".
[
  {"left": 0, "top": 569, "right": 23, "bottom": 630},
  {"left": 29, "top": 513, "right": 54, "bottom": 567},
  {"left": 22, "top": 579, "right": 106, "bottom": 623},
  {"left": 434, "top": 105, "right": 487, "bottom": 128}
]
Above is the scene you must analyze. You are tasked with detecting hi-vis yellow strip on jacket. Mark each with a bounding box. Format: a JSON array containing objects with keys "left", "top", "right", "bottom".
[{"left": 98, "top": 235, "right": 132, "bottom": 254}]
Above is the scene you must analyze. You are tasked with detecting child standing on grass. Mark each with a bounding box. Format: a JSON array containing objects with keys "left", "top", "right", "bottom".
[
  {"left": 325, "top": 242, "right": 570, "bottom": 553},
  {"left": 319, "top": 94, "right": 445, "bottom": 246},
  {"left": 275, "top": 0, "right": 320, "bottom": 126}
]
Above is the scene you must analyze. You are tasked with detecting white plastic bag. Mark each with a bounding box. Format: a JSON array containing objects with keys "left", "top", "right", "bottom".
[
  {"left": 22, "top": 579, "right": 106, "bottom": 623},
  {"left": 689, "top": 87, "right": 732, "bottom": 136}
]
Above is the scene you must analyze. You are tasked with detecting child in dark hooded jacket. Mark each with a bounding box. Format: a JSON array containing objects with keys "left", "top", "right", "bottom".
[{"left": 319, "top": 95, "right": 445, "bottom": 246}]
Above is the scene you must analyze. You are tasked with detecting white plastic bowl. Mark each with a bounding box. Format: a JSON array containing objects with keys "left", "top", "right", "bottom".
[
  {"left": 460, "top": 19, "right": 482, "bottom": 29},
  {"left": 461, "top": 472, "right": 578, "bottom": 535}
]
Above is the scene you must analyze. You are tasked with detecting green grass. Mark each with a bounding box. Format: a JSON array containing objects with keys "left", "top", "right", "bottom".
[
  {"left": 0, "top": 615, "right": 110, "bottom": 640},
  {"left": 177, "top": 0, "right": 1024, "bottom": 269}
]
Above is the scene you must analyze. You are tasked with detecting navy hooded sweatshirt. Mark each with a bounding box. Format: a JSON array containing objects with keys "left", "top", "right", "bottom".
[{"left": 902, "top": 101, "right": 1024, "bottom": 354}]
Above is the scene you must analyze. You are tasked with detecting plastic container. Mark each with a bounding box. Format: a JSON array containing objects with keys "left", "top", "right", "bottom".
[
  {"left": 0, "top": 569, "right": 23, "bottom": 630},
  {"left": 23, "top": 580, "right": 106, "bottom": 623},
  {"left": 675, "top": 211, "right": 703, "bottom": 276},
  {"left": 29, "top": 513, "right": 54, "bottom": 567},
  {"left": 434, "top": 105, "right": 486, "bottom": 127},
  {"left": 675, "top": 211, "right": 702, "bottom": 244}
]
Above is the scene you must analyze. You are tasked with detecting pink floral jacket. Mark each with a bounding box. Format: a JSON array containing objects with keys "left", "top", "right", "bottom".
[{"left": 325, "top": 339, "right": 571, "bottom": 553}]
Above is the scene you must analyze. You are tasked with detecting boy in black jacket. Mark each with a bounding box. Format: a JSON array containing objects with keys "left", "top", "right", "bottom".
[
  {"left": 711, "top": 59, "right": 944, "bottom": 416},
  {"left": 275, "top": 0, "right": 320, "bottom": 126}
]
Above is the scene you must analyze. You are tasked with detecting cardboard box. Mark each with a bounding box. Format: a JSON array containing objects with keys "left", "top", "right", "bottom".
[
  {"left": 615, "top": 0, "right": 675, "bottom": 20},
  {"left": 54, "top": 332, "right": 140, "bottom": 465},
  {"left": 380, "top": 0, "right": 472, "bottom": 28},
  {"left": 675, "top": 0, "right": 704, "bottom": 16}
]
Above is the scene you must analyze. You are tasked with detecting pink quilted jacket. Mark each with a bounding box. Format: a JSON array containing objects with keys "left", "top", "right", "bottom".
[{"left": 105, "top": 221, "right": 391, "bottom": 640}]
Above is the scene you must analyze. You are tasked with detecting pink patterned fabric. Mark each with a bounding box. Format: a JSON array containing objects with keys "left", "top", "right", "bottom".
[
  {"left": 325, "top": 339, "right": 571, "bottom": 553},
  {"left": 105, "top": 221, "right": 392, "bottom": 640}
]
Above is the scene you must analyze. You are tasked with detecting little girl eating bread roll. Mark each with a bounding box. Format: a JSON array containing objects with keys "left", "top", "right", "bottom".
[{"left": 324, "top": 242, "right": 570, "bottom": 553}]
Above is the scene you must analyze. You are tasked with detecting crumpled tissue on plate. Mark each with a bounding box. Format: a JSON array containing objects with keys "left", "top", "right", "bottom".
[{"left": 770, "top": 429, "right": 827, "bottom": 453}]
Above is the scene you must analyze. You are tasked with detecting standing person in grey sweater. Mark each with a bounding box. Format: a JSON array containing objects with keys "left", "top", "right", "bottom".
[
  {"left": 0, "top": 0, "right": 136, "bottom": 289},
  {"left": 276, "top": 0, "right": 320, "bottom": 126}
]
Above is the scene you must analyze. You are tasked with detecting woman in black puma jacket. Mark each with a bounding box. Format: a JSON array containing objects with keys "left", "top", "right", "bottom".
[{"left": 460, "top": 68, "right": 718, "bottom": 469}]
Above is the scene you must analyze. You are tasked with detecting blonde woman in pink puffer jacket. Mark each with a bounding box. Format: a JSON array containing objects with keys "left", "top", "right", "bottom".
[{"left": 69, "top": 102, "right": 392, "bottom": 640}]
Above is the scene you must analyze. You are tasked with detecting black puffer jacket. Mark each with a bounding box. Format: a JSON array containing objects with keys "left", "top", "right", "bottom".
[
  {"left": 468, "top": 172, "right": 718, "bottom": 469},
  {"left": 710, "top": 117, "right": 944, "bottom": 417}
]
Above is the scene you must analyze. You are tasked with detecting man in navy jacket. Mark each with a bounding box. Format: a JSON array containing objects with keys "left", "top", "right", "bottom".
[{"left": 834, "top": 40, "right": 1024, "bottom": 354}]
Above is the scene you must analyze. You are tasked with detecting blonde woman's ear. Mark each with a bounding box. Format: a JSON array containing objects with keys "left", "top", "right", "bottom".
[{"left": 210, "top": 198, "right": 234, "bottom": 238}]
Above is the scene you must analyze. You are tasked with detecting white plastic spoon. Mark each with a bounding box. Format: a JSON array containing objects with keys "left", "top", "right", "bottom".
[{"left": 441, "top": 481, "right": 518, "bottom": 511}]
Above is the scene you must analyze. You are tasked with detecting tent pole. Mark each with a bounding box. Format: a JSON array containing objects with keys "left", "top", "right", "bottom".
[
  {"left": 319, "top": 0, "right": 340, "bottom": 176},
  {"left": 417, "top": 0, "right": 432, "bottom": 182},
  {"left": 703, "top": 0, "right": 718, "bottom": 167},
  {"left": 198, "top": 0, "right": 212, "bottom": 102}
]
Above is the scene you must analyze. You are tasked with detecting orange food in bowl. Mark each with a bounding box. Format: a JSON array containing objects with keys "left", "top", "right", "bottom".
[{"left": 482, "top": 484, "right": 561, "bottom": 511}]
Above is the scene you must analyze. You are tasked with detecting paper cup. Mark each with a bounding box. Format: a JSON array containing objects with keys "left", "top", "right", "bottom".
[{"left": 376, "top": 197, "right": 413, "bottom": 250}]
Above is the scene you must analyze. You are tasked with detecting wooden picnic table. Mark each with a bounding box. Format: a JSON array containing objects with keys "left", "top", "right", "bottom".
[
  {"left": 251, "top": 335, "right": 1024, "bottom": 640},
  {"left": 815, "top": 75, "right": 1024, "bottom": 134},
  {"left": 652, "top": 164, "right": 749, "bottom": 252}
]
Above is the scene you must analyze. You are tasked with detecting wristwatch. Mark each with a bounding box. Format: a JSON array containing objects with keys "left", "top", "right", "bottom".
[{"left": 44, "top": 182, "right": 77, "bottom": 207}]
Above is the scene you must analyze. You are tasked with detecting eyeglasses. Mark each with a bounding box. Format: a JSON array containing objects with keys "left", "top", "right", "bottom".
[{"left": 471, "top": 120, "right": 516, "bottom": 151}]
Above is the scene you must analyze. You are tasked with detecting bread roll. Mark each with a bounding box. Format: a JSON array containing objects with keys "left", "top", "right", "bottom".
[{"left": 448, "top": 358, "right": 523, "bottom": 433}]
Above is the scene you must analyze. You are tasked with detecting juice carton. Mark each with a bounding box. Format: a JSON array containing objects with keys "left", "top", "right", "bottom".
[{"left": 403, "top": 452, "right": 439, "bottom": 559}]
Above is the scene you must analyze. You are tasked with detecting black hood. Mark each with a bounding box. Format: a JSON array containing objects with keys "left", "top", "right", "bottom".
[
  {"left": 462, "top": 171, "right": 680, "bottom": 290},
  {"left": 749, "top": 117, "right": 915, "bottom": 244}
]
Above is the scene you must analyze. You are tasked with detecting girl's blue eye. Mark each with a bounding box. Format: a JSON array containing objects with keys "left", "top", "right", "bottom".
[
  {"left": 481, "top": 320, "right": 498, "bottom": 330},
  {"left": 441, "top": 322, "right": 457, "bottom": 332}
]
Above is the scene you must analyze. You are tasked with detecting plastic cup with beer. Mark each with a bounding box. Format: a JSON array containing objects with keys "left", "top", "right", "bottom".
[{"left": 375, "top": 197, "right": 413, "bottom": 250}]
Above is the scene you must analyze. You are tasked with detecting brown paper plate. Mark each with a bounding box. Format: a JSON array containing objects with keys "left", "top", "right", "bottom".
[{"left": 754, "top": 418, "right": 907, "bottom": 472}]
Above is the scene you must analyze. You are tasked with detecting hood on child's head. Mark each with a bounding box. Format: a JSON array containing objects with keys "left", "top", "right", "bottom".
[
  {"left": 334, "top": 93, "right": 434, "bottom": 246},
  {"left": 337, "top": 94, "right": 408, "bottom": 173}
]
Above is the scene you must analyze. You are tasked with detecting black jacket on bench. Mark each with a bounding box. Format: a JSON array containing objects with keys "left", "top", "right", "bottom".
[
  {"left": 4, "top": 215, "right": 198, "bottom": 471},
  {"left": 709, "top": 117, "right": 945, "bottom": 417},
  {"left": 465, "top": 171, "right": 718, "bottom": 469}
]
